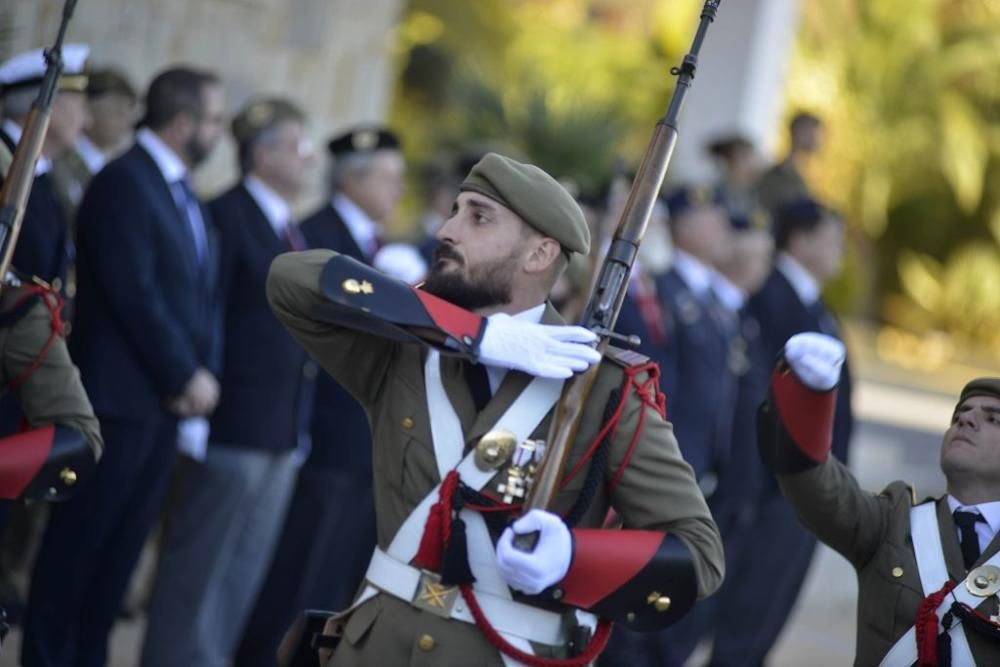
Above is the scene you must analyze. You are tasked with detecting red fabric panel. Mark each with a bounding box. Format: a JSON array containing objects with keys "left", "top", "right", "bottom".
[
  {"left": 561, "top": 528, "right": 663, "bottom": 608},
  {"left": 414, "top": 290, "right": 483, "bottom": 342},
  {"left": 771, "top": 368, "right": 837, "bottom": 464},
  {"left": 0, "top": 424, "right": 55, "bottom": 499}
]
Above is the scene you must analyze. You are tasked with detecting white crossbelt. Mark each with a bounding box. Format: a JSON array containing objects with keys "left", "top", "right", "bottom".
[
  {"left": 879, "top": 502, "right": 1000, "bottom": 667},
  {"left": 364, "top": 547, "right": 566, "bottom": 644},
  {"left": 345, "top": 350, "right": 596, "bottom": 666}
]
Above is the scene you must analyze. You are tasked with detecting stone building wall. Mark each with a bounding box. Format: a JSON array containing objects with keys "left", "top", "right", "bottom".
[{"left": 2, "top": 0, "right": 404, "bottom": 206}]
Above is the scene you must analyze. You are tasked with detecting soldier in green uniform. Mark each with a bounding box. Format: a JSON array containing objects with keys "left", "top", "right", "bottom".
[
  {"left": 268, "top": 153, "right": 723, "bottom": 667},
  {"left": 0, "top": 140, "right": 104, "bottom": 646},
  {"left": 756, "top": 112, "right": 823, "bottom": 216},
  {"left": 761, "top": 332, "right": 1000, "bottom": 666}
]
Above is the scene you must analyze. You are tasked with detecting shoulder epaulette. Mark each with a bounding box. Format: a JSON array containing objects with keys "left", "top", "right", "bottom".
[{"left": 603, "top": 345, "right": 651, "bottom": 369}]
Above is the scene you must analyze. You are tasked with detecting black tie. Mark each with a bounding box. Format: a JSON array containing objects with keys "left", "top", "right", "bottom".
[
  {"left": 954, "top": 510, "right": 986, "bottom": 569},
  {"left": 463, "top": 361, "right": 492, "bottom": 412}
]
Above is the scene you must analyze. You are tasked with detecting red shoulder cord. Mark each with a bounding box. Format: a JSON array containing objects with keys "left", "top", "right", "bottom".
[
  {"left": 7, "top": 285, "right": 66, "bottom": 391},
  {"left": 916, "top": 579, "right": 957, "bottom": 667}
]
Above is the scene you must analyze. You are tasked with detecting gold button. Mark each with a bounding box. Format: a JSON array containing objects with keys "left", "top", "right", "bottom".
[
  {"left": 418, "top": 634, "right": 435, "bottom": 651},
  {"left": 892, "top": 567, "right": 904, "bottom": 578},
  {"left": 626, "top": 612, "right": 636, "bottom": 623},
  {"left": 59, "top": 467, "right": 78, "bottom": 486},
  {"left": 654, "top": 596, "right": 671, "bottom": 612},
  {"left": 401, "top": 417, "right": 414, "bottom": 430}
]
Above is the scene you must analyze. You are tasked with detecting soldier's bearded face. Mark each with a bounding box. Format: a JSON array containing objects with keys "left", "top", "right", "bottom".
[
  {"left": 423, "top": 241, "right": 518, "bottom": 310},
  {"left": 941, "top": 396, "right": 1000, "bottom": 491}
]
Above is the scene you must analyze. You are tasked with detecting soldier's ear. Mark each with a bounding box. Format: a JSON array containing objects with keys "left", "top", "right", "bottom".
[{"left": 524, "top": 237, "right": 561, "bottom": 276}]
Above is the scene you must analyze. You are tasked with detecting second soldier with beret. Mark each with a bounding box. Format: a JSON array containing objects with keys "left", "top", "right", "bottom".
[{"left": 267, "top": 152, "right": 723, "bottom": 666}]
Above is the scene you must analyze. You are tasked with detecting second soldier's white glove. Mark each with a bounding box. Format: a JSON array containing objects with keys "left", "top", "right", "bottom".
[
  {"left": 478, "top": 314, "right": 601, "bottom": 379},
  {"left": 784, "top": 332, "right": 846, "bottom": 391},
  {"left": 496, "top": 509, "right": 573, "bottom": 594}
]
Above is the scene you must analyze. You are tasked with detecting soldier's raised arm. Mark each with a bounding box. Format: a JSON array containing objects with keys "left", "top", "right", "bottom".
[{"left": 757, "top": 332, "right": 887, "bottom": 566}]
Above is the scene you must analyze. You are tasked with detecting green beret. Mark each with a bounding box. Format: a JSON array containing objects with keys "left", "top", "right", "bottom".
[
  {"left": 231, "top": 98, "right": 304, "bottom": 146},
  {"left": 957, "top": 377, "right": 1000, "bottom": 410},
  {"left": 460, "top": 153, "right": 590, "bottom": 255}
]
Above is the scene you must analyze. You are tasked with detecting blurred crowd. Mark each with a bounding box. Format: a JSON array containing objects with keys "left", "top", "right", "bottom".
[{"left": 0, "top": 42, "right": 854, "bottom": 667}]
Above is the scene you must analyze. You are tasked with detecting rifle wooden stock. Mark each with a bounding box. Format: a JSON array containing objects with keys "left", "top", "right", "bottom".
[
  {"left": 518, "top": 1, "right": 722, "bottom": 527},
  {"left": 0, "top": 0, "right": 80, "bottom": 286},
  {"left": 0, "top": 108, "right": 53, "bottom": 280}
]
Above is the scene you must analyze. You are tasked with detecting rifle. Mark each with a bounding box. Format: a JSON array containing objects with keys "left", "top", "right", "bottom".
[
  {"left": 516, "top": 0, "right": 722, "bottom": 547},
  {"left": 0, "top": 0, "right": 81, "bottom": 287}
]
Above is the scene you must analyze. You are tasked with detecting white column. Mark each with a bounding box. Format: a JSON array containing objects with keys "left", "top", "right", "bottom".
[{"left": 670, "top": 0, "right": 801, "bottom": 184}]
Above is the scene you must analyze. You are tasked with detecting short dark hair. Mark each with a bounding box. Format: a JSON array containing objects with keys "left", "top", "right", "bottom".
[
  {"left": 141, "top": 66, "right": 219, "bottom": 131},
  {"left": 789, "top": 112, "right": 821, "bottom": 135},
  {"left": 774, "top": 198, "right": 839, "bottom": 250},
  {"left": 87, "top": 68, "right": 137, "bottom": 101}
]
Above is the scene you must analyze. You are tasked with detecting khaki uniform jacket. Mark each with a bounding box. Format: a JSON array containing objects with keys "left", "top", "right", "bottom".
[
  {"left": 0, "top": 281, "right": 102, "bottom": 458},
  {"left": 267, "top": 250, "right": 724, "bottom": 667},
  {"left": 756, "top": 160, "right": 809, "bottom": 215},
  {"left": 779, "top": 457, "right": 1000, "bottom": 666}
]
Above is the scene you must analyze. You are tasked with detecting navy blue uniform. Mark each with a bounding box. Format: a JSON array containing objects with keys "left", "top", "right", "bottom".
[
  {"left": 706, "top": 267, "right": 854, "bottom": 666},
  {"left": 0, "top": 130, "right": 70, "bottom": 292},
  {"left": 235, "top": 202, "right": 375, "bottom": 666},
  {"left": 617, "top": 269, "right": 737, "bottom": 480},
  {"left": 605, "top": 268, "right": 738, "bottom": 667},
  {"left": 23, "top": 142, "right": 220, "bottom": 667}
]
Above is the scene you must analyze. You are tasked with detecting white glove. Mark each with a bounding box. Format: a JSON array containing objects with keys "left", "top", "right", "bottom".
[
  {"left": 373, "top": 243, "right": 428, "bottom": 285},
  {"left": 496, "top": 510, "right": 573, "bottom": 595},
  {"left": 478, "top": 314, "right": 600, "bottom": 379},
  {"left": 784, "top": 332, "right": 846, "bottom": 391}
]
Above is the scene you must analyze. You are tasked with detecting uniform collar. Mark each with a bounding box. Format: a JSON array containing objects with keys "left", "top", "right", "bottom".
[
  {"left": 672, "top": 249, "right": 714, "bottom": 299},
  {"left": 947, "top": 495, "right": 1000, "bottom": 539},
  {"left": 712, "top": 272, "right": 745, "bottom": 312},
  {"left": 776, "top": 251, "right": 820, "bottom": 306},
  {"left": 136, "top": 126, "right": 187, "bottom": 184},
  {"left": 332, "top": 193, "right": 380, "bottom": 257},
  {"left": 244, "top": 174, "right": 292, "bottom": 236},
  {"left": 2, "top": 119, "right": 51, "bottom": 175},
  {"left": 75, "top": 134, "right": 107, "bottom": 174}
]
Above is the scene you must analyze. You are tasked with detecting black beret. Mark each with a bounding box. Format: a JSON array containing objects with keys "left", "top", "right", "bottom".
[
  {"left": 327, "top": 126, "right": 400, "bottom": 158},
  {"left": 664, "top": 184, "right": 723, "bottom": 220}
]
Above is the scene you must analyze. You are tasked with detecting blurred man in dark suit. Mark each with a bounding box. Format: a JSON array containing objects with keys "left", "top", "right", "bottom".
[
  {"left": 142, "top": 97, "right": 316, "bottom": 667},
  {"left": 236, "top": 126, "right": 405, "bottom": 666},
  {"left": 23, "top": 66, "right": 225, "bottom": 667},
  {"left": 710, "top": 199, "right": 854, "bottom": 666}
]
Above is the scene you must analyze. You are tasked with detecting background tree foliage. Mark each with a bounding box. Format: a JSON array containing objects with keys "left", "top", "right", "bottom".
[
  {"left": 787, "top": 0, "right": 1000, "bottom": 351},
  {"left": 389, "top": 0, "right": 696, "bottom": 193},
  {"left": 390, "top": 0, "right": 1000, "bottom": 354}
]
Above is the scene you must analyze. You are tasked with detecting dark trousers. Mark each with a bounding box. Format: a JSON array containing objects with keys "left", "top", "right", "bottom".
[
  {"left": 235, "top": 466, "right": 376, "bottom": 667},
  {"left": 706, "top": 491, "right": 816, "bottom": 666},
  {"left": 22, "top": 413, "right": 178, "bottom": 667}
]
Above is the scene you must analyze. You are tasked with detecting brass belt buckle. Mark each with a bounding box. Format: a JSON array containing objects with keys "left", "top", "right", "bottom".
[{"left": 413, "top": 570, "right": 459, "bottom": 619}]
